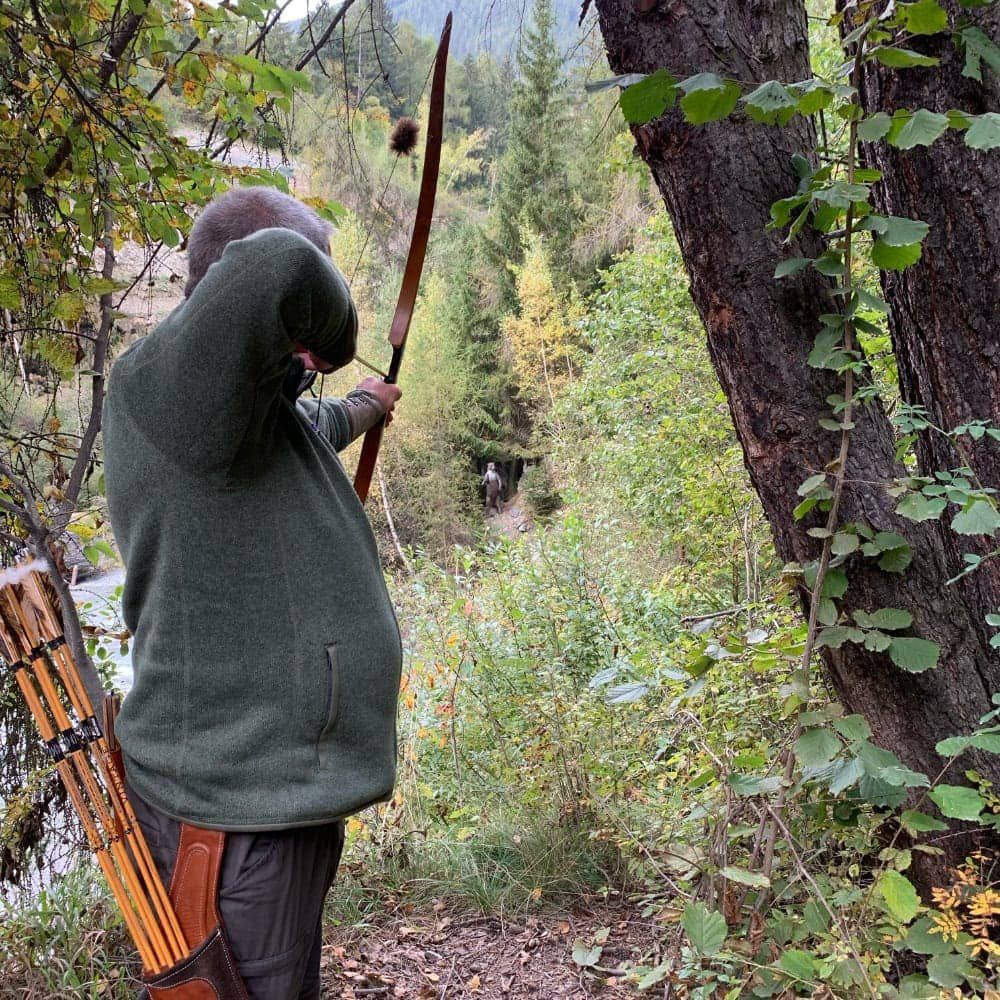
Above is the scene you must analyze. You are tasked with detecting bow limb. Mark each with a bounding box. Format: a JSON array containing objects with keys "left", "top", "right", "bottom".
[{"left": 353, "top": 12, "right": 453, "bottom": 504}]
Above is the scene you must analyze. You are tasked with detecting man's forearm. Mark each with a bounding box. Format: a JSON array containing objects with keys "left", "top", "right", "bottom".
[{"left": 341, "top": 388, "right": 387, "bottom": 442}]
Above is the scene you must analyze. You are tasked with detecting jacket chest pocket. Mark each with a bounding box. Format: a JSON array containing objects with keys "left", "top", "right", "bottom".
[{"left": 318, "top": 642, "right": 340, "bottom": 741}]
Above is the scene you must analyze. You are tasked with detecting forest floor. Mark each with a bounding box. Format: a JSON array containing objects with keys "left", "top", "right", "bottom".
[
  {"left": 321, "top": 899, "right": 661, "bottom": 998},
  {"left": 487, "top": 492, "right": 532, "bottom": 539}
]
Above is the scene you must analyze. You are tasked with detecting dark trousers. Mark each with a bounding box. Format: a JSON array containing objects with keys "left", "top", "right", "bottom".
[{"left": 127, "top": 783, "right": 346, "bottom": 1000}]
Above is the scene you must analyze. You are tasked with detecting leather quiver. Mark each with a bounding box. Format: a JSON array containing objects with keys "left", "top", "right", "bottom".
[
  {"left": 143, "top": 926, "right": 247, "bottom": 1000},
  {"left": 140, "top": 824, "right": 249, "bottom": 999},
  {"left": 102, "top": 696, "right": 248, "bottom": 1000}
]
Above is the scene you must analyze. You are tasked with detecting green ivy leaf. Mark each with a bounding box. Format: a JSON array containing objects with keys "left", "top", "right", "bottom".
[
  {"left": 899, "top": 809, "right": 948, "bottom": 835},
  {"left": 871, "top": 239, "right": 923, "bottom": 271},
  {"left": 888, "top": 637, "right": 940, "bottom": 673},
  {"left": 865, "top": 608, "right": 914, "bottom": 631},
  {"left": 878, "top": 869, "right": 921, "bottom": 923},
  {"left": 896, "top": 492, "right": 947, "bottom": 522},
  {"left": 871, "top": 47, "right": 941, "bottom": 69},
  {"left": 927, "top": 953, "right": 978, "bottom": 989},
  {"left": 619, "top": 69, "right": 677, "bottom": 124},
  {"left": 678, "top": 73, "right": 741, "bottom": 124},
  {"left": 899, "top": 0, "right": 949, "bottom": 35},
  {"left": 960, "top": 27, "right": 1000, "bottom": 82},
  {"left": 891, "top": 108, "right": 950, "bottom": 149},
  {"left": 951, "top": 499, "right": 1000, "bottom": 536},
  {"left": 965, "top": 112, "right": 1000, "bottom": 150},
  {"left": 929, "top": 784, "right": 985, "bottom": 820},
  {"left": 774, "top": 256, "right": 810, "bottom": 278},
  {"left": 0, "top": 274, "right": 23, "bottom": 310},
  {"left": 743, "top": 80, "right": 797, "bottom": 123},
  {"left": 796, "top": 727, "right": 842, "bottom": 767},
  {"left": 778, "top": 949, "right": 816, "bottom": 982},
  {"left": 681, "top": 901, "right": 727, "bottom": 956},
  {"left": 858, "top": 111, "right": 892, "bottom": 141},
  {"left": 719, "top": 866, "right": 770, "bottom": 888}
]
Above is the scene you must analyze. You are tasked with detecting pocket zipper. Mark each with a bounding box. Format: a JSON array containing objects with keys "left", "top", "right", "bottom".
[{"left": 319, "top": 643, "right": 340, "bottom": 741}]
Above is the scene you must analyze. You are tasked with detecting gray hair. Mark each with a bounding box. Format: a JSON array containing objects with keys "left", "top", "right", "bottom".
[{"left": 184, "top": 186, "right": 334, "bottom": 297}]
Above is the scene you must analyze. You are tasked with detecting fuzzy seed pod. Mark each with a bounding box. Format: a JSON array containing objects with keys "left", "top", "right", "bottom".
[{"left": 388, "top": 116, "right": 420, "bottom": 156}]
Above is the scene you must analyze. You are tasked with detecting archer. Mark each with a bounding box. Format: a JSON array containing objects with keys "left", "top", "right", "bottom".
[{"left": 101, "top": 183, "right": 402, "bottom": 999}]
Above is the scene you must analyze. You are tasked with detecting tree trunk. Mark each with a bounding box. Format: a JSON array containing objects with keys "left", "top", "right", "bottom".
[
  {"left": 592, "top": 0, "right": 999, "bottom": 889},
  {"left": 851, "top": 0, "right": 1000, "bottom": 648}
]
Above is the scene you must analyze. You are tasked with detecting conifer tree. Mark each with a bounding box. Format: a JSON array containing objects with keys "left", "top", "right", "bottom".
[{"left": 489, "top": 0, "right": 576, "bottom": 308}]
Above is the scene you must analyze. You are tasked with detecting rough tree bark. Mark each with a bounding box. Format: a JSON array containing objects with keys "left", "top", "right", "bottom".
[
  {"left": 592, "top": 0, "right": 999, "bottom": 888},
  {"left": 852, "top": 0, "right": 1000, "bottom": 638}
]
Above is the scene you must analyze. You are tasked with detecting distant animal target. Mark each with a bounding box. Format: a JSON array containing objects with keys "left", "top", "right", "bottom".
[{"left": 482, "top": 462, "right": 503, "bottom": 515}]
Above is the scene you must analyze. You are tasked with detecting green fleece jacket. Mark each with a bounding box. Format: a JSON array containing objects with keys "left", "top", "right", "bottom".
[{"left": 102, "top": 227, "right": 402, "bottom": 831}]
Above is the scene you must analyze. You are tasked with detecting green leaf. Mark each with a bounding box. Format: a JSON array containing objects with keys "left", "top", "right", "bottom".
[
  {"left": 900, "top": 809, "right": 948, "bottom": 835},
  {"left": 829, "top": 756, "right": 865, "bottom": 794},
  {"left": 719, "top": 866, "right": 771, "bottom": 888},
  {"left": 682, "top": 901, "right": 727, "bottom": 956},
  {"left": 929, "top": 784, "right": 985, "bottom": 820},
  {"left": 791, "top": 79, "right": 834, "bottom": 115},
  {"left": 831, "top": 531, "right": 859, "bottom": 555},
  {"left": 817, "top": 626, "right": 865, "bottom": 649},
  {"left": 571, "top": 939, "right": 603, "bottom": 967},
  {"left": 52, "top": 291, "right": 87, "bottom": 323},
  {"left": 833, "top": 714, "right": 871, "bottom": 741},
  {"left": 951, "top": 499, "right": 1000, "bottom": 536},
  {"left": 619, "top": 69, "right": 677, "bottom": 124},
  {"left": 878, "top": 870, "right": 921, "bottom": 922},
  {"left": 871, "top": 47, "right": 941, "bottom": 69},
  {"left": 936, "top": 729, "right": 1000, "bottom": 756},
  {"left": 927, "top": 953, "right": 977, "bottom": 989},
  {"left": 728, "top": 773, "right": 782, "bottom": 796},
  {"left": 774, "top": 257, "right": 810, "bottom": 278},
  {"left": 678, "top": 73, "right": 741, "bottom": 125},
  {"left": 797, "top": 472, "right": 828, "bottom": 496},
  {"left": 778, "top": 949, "right": 816, "bottom": 982},
  {"left": 796, "top": 727, "right": 842, "bottom": 767},
  {"left": 864, "top": 215, "right": 931, "bottom": 247},
  {"left": 858, "top": 112, "right": 892, "bottom": 141},
  {"left": 888, "top": 637, "right": 940, "bottom": 673},
  {"left": 743, "top": 80, "right": 797, "bottom": 123},
  {"left": 899, "top": 0, "right": 949, "bottom": 35},
  {"left": 896, "top": 492, "right": 947, "bottom": 522},
  {"left": 584, "top": 72, "right": 647, "bottom": 93},
  {"left": 864, "top": 608, "right": 914, "bottom": 631},
  {"left": 965, "top": 112, "right": 1000, "bottom": 150},
  {"left": 872, "top": 239, "right": 923, "bottom": 271},
  {"left": 960, "top": 26, "right": 1000, "bottom": 82},
  {"left": 905, "top": 916, "right": 956, "bottom": 955},
  {"left": 891, "top": 108, "right": 949, "bottom": 149},
  {"left": 0, "top": 274, "right": 22, "bottom": 310}
]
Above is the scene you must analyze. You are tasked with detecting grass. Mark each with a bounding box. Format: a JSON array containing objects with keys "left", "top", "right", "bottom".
[
  {"left": 0, "top": 864, "right": 139, "bottom": 1000},
  {"left": 326, "top": 811, "right": 627, "bottom": 927}
]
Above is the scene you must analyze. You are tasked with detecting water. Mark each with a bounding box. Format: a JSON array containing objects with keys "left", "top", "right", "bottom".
[{"left": 71, "top": 567, "right": 133, "bottom": 692}]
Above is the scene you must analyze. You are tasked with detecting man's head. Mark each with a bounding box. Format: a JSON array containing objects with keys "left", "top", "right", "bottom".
[
  {"left": 185, "top": 186, "right": 341, "bottom": 372},
  {"left": 185, "top": 186, "right": 334, "bottom": 298}
]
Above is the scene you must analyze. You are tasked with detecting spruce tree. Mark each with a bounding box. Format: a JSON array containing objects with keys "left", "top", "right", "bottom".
[{"left": 490, "top": 0, "right": 576, "bottom": 309}]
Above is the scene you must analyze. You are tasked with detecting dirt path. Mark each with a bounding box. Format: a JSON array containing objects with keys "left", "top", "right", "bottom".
[
  {"left": 321, "top": 902, "right": 660, "bottom": 998},
  {"left": 486, "top": 492, "right": 532, "bottom": 540}
]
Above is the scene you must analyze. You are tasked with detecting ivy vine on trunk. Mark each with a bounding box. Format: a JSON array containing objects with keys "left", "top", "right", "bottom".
[{"left": 592, "top": 0, "right": 1000, "bottom": 896}]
